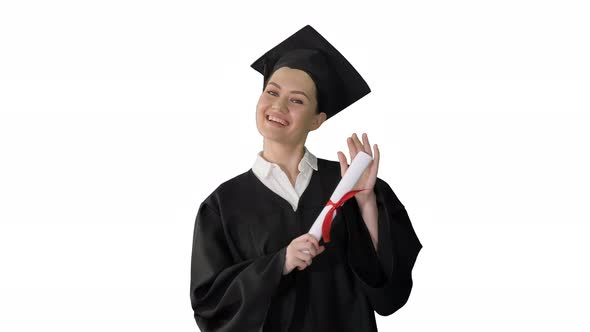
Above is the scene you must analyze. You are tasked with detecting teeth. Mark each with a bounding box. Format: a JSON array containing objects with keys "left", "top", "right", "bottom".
[{"left": 267, "top": 115, "right": 287, "bottom": 126}]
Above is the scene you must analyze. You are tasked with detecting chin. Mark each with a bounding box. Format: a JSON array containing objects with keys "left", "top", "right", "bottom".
[
  {"left": 260, "top": 131, "right": 288, "bottom": 144},
  {"left": 257, "top": 127, "right": 292, "bottom": 145},
  {"left": 256, "top": 115, "right": 302, "bottom": 146}
]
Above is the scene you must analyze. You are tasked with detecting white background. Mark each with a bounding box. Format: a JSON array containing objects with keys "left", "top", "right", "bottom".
[{"left": 1, "top": 1, "right": 589, "bottom": 331}]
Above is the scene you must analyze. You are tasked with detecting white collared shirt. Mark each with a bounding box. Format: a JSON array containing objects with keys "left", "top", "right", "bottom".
[{"left": 251, "top": 146, "right": 318, "bottom": 211}]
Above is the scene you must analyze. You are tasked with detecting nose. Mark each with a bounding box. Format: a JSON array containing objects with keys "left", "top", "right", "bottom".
[
  {"left": 272, "top": 97, "right": 288, "bottom": 112},
  {"left": 271, "top": 98, "right": 288, "bottom": 113}
]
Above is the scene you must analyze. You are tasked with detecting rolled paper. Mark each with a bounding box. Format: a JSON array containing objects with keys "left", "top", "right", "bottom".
[{"left": 302, "top": 151, "right": 373, "bottom": 255}]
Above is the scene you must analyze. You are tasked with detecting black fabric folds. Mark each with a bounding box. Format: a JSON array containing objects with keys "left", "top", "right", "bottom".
[{"left": 190, "top": 158, "right": 422, "bottom": 332}]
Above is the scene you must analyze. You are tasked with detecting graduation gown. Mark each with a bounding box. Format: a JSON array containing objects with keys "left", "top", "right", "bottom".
[{"left": 190, "top": 158, "right": 422, "bottom": 332}]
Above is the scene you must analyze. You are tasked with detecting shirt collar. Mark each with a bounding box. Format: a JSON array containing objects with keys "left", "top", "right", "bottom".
[{"left": 252, "top": 146, "right": 318, "bottom": 179}]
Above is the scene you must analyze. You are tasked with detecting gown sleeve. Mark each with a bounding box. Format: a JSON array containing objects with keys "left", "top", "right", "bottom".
[
  {"left": 343, "top": 177, "right": 422, "bottom": 316},
  {"left": 190, "top": 200, "right": 287, "bottom": 332}
]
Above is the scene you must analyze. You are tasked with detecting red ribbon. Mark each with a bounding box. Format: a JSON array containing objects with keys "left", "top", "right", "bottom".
[{"left": 321, "top": 188, "right": 370, "bottom": 243}]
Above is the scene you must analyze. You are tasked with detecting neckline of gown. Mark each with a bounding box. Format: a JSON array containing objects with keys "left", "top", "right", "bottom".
[{"left": 247, "top": 160, "right": 322, "bottom": 213}]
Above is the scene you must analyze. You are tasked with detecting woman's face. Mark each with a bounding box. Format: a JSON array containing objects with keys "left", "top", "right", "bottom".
[{"left": 256, "top": 66, "right": 326, "bottom": 146}]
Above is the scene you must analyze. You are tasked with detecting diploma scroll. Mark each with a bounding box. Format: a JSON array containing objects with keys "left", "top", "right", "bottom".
[{"left": 301, "top": 151, "right": 373, "bottom": 255}]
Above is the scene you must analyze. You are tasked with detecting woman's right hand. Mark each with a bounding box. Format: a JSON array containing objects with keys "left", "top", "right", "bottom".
[{"left": 283, "top": 233, "right": 326, "bottom": 275}]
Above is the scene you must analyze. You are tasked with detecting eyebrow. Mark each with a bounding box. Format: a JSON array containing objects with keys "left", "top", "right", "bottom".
[{"left": 267, "top": 82, "right": 310, "bottom": 100}]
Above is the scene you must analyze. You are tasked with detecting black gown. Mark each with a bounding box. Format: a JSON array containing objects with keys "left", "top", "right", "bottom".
[{"left": 190, "top": 158, "right": 422, "bottom": 332}]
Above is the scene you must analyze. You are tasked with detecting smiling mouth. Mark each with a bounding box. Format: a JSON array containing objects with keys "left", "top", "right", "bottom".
[{"left": 266, "top": 114, "right": 289, "bottom": 126}]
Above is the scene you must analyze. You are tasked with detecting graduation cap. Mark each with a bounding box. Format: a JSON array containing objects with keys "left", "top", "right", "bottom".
[{"left": 250, "top": 25, "right": 371, "bottom": 120}]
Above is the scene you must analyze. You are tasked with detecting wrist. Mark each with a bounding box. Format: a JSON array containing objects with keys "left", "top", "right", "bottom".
[{"left": 355, "top": 192, "right": 376, "bottom": 208}]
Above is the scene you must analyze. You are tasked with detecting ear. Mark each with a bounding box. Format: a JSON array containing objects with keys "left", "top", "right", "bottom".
[{"left": 310, "top": 112, "right": 327, "bottom": 131}]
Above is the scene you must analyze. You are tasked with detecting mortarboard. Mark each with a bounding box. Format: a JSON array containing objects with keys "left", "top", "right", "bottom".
[{"left": 250, "top": 25, "right": 371, "bottom": 120}]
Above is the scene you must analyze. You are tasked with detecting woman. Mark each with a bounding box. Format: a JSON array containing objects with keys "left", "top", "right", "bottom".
[{"left": 190, "top": 25, "right": 422, "bottom": 332}]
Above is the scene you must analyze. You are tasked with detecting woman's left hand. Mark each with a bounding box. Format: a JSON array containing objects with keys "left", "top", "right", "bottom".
[{"left": 337, "top": 132, "right": 380, "bottom": 206}]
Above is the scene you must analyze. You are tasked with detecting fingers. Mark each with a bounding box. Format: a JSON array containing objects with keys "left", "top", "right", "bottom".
[
  {"left": 361, "top": 133, "right": 372, "bottom": 156},
  {"left": 295, "top": 245, "right": 326, "bottom": 269},
  {"left": 293, "top": 234, "right": 326, "bottom": 258},
  {"left": 297, "top": 241, "right": 318, "bottom": 256},
  {"left": 373, "top": 143, "right": 380, "bottom": 175},
  {"left": 301, "top": 244, "right": 327, "bottom": 256},
  {"left": 349, "top": 133, "right": 375, "bottom": 159},
  {"left": 295, "top": 250, "right": 313, "bottom": 266},
  {"left": 298, "top": 233, "right": 320, "bottom": 252},
  {"left": 287, "top": 234, "right": 328, "bottom": 274},
  {"left": 296, "top": 258, "right": 308, "bottom": 270},
  {"left": 343, "top": 133, "right": 377, "bottom": 173},
  {"left": 351, "top": 133, "right": 364, "bottom": 154},
  {"left": 337, "top": 151, "right": 348, "bottom": 177},
  {"left": 290, "top": 256, "right": 307, "bottom": 271},
  {"left": 346, "top": 137, "right": 357, "bottom": 160}
]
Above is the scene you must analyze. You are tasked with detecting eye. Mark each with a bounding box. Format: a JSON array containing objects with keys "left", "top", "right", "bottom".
[
  {"left": 266, "top": 90, "right": 278, "bottom": 96},
  {"left": 291, "top": 99, "right": 303, "bottom": 104}
]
